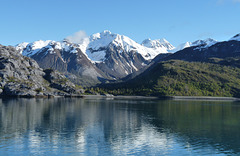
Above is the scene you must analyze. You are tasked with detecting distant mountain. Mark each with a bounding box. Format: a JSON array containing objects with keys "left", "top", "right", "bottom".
[
  {"left": 16, "top": 30, "right": 172, "bottom": 85},
  {"left": 170, "top": 38, "right": 217, "bottom": 53},
  {"left": 160, "top": 35, "right": 240, "bottom": 63},
  {"left": 141, "top": 38, "right": 175, "bottom": 52}
]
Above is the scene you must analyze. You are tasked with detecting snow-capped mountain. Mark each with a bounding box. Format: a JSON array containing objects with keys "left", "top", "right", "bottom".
[
  {"left": 16, "top": 30, "right": 173, "bottom": 84},
  {"left": 14, "top": 31, "right": 240, "bottom": 86},
  {"left": 17, "top": 31, "right": 169, "bottom": 62},
  {"left": 171, "top": 38, "right": 217, "bottom": 52},
  {"left": 141, "top": 38, "right": 175, "bottom": 53},
  {"left": 159, "top": 34, "right": 240, "bottom": 63},
  {"left": 85, "top": 30, "right": 169, "bottom": 62},
  {"left": 17, "top": 40, "right": 80, "bottom": 57},
  {"left": 84, "top": 30, "right": 156, "bottom": 78},
  {"left": 192, "top": 38, "right": 217, "bottom": 47}
]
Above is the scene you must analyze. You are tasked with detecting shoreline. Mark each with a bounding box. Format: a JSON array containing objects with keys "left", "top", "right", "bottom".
[
  {"left": 82, "top": 95, "right": 160, "bottom": 99},
  {"left": 0, "top": 94, "right": 84, "bottom": 99},
  {"left": 0, "top": 94, "right": 240, "bottom": 101},
  {"left": 170, "top": 96, "right": 240, "bottom": 101},
  {"left": 82, "top": 95, "right": 240, "bottom": 101}
]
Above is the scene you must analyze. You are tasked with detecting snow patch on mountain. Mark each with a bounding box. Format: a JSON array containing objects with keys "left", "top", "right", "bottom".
[
  {"left": 171, "top": 38, "right": 217, "bottom": 52},
  {"left": 30, "top": 40, "right": 52, "bottom": 51},
  {"left": 20, "top": 40, "right": 53, "bottom": 56},
  {"left": 88, "top": 30, "right": 115, "bottom": 51},
  {"left": 16, "top": 40, "right": 78, "bottom": 57},
  {"left": 85, "top": 30, "right": 116, "bottom": 62},
  {"left": 171, "top": 42, "right": 191, "bottom": 53},
  {"left": 142, "top": 38, "right": 175, "bottom": 51},
  {"left": 15, "top": 42, "right": 29, "bottom": 53},
  {"left": 192, "top": 38, "right": 217, "bottom": 47},
  {"left": 85, "top": 30, "right": 168, "bottom": 62}
]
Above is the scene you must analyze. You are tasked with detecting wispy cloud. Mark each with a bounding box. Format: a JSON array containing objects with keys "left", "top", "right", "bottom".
[{"left": 66, "top": 30, "right": 89, "bottom": 44}]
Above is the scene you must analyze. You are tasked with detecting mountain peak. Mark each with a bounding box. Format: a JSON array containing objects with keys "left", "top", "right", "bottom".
[
  {"left": 90, "top": 30, "right": 117, "bottom": 41},
  {"left": 142, "top": 38, "right": 175, "bottom": 50},
  {"left": 192, "top": 38, "right": 217, "bottom": 47},
  {"left": 171, "top": 38, "right": 217, "bottom": 53}
]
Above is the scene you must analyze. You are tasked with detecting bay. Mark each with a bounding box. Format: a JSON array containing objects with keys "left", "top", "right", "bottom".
[{"left": 0, "top": 98, "right": 239, "bottom": 155}]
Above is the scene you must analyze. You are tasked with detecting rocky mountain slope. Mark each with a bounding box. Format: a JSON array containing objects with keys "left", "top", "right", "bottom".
[
  {"left": 0, "top": 45, "right": 82, "bottom": 97},
  {"left": 16, "top": 40, "right": 108, "bottom": 86}
]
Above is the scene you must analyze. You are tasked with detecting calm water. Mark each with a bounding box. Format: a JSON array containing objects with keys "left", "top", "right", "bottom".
[{"left": 0, "top": 98, "right": 240, "bottom": 156}]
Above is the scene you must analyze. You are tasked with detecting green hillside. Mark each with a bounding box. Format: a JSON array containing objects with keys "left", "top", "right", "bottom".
[{"left": 99, "top": 60, "right": 240, "bottom": 97}]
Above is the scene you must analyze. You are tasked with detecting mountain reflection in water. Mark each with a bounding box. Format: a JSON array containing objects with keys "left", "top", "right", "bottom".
[{"left": 0, "top": 98, "right": 239, "bottom": 155}]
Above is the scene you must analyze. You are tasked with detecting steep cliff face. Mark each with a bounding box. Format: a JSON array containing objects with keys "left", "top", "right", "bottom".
[
  {"left": 0, "top": 45, "right": 80, "bottom": 97},
  {"left": 94, "top": 42, "right": 150, "bottom": 79}
]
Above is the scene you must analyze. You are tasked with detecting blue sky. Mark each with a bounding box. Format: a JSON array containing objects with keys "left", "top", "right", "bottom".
[{"left": 0, "top": 0, "right": 240, "bottom": 46}]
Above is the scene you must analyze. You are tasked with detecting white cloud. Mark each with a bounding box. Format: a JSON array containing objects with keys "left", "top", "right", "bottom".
[{"left": 66, "top": 30, "right": 89, "bottom": 44}]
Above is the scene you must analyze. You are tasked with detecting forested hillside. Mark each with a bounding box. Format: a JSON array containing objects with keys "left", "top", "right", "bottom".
[{"left": 99, "top": 60, "right": 240, "bottom": 97}]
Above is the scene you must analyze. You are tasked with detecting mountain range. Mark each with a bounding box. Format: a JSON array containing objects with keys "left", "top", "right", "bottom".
[
  {"left": 15, "top": 30, "right": 219, "bottom": 86},
  {"left": 0, "top": 30, "right": 239, "bottom": 97},
  {"left": 97, "top": 33, "right": 240, "bottom": 97}
]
